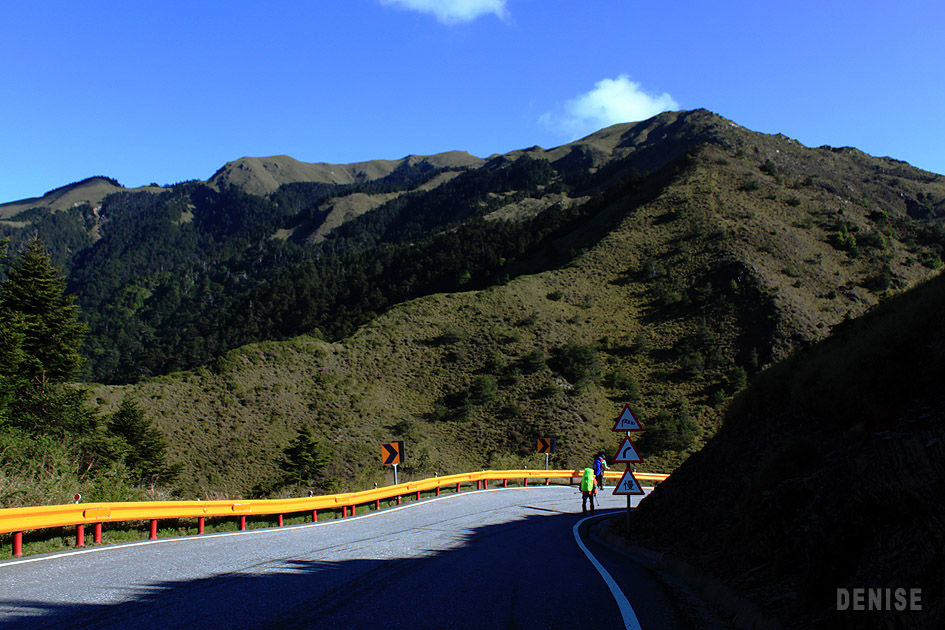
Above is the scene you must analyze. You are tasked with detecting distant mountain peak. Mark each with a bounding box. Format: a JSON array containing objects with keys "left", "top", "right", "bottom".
[{"left": 207, "top": 151, "right": 484, "bottom": 196}]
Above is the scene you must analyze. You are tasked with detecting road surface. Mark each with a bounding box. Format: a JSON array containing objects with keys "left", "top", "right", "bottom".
[{"left": 0, "top": 485, "right": 684, "bottom": 629}]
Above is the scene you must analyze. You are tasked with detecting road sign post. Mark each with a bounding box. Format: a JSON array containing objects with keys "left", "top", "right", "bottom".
[
  {"left": 382, "top": 441, "right": 405, "bottom": 485},
  {"left": 537, "top": 437, "right": 556, "bottom": 470},
  {"left": 610, "top": 405, "right": 645, "bottom": 534}
]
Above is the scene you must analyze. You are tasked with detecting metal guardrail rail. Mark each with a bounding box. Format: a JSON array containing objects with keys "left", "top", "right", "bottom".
[{"left": 0, "top": 469, "right": 668, "bottom": 557}]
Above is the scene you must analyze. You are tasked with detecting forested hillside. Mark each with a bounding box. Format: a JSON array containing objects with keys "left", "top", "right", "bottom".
[
  {"left": 0, "top": 240, "right": 179, "bottom": 507},
  {"left": 2, "top": 109, "right": 944, "bottom": 501}
]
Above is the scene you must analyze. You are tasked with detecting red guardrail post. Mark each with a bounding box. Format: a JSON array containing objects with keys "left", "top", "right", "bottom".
[
  {"left": 456, "top": 483, "right": 461, "bottom": 493},
  {"left": 13, "top": 532, "right": 23, "bottom": 557},
  {"left": 278, "top": 514, "right": 284, "bottom": 527},
  {"left": 524, "top": 477, "right": 528, "bottom": 487},
  {"left": 76, "top": 524, "right": 85, "bottom": 548},
  {"left": 503, "top": 479, "right": 508, "bottom": 488},
  {"left": 436, "top": 486, "right": 440, "bottom": 497},
  {"left": 198, "top": 517, "right": 205, "bottom": 534},
  {"left": 312, "top": 510, "right": 318, "bottom": 522},
  {"left": 375, "top": 499, "right": 380, "bottom": 510},
  {"left": 397, "top": 495, "right": 402, "bottom": 505},
  {"left": 352, "top": 504, "right": 357, "bottom": 516},
  {"left": 150, "top": 520, "right": 158, "bottom": 540},
  {"left": 415, "top": 491, "right": 420, "bottom": 500},
  {"left": 239, "top": 516, "right": 246, "bottom": 531},
  {"left": 94, "top": 523, "right": 103, "bottom": 544}
]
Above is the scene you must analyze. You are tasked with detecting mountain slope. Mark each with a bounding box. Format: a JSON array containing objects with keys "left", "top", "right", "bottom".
[
  {"left": 2, "top": 109, "right": 944, "bottom": 503},
  {"left": 75, "top": 109, "right": 945, "bottom": 500},
  {"left": 628, "top": 269, "right": 945, "bottom": 629}
]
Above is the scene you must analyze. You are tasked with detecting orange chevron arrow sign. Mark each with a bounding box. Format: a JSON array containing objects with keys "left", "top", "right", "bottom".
[{"left": 381, "top": 441, "right": 405, "bottom": 465}]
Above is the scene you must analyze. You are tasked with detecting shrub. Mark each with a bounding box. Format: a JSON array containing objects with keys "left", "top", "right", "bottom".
[
  {"left": 728, "top": 366, "right": 748, "bottom": 394},
  {"left": 857, "top": 229, "right": 887, "bottom": 252},
  {"left": 520, "top": 349, "right": 547, "bottom": 373},
  {"left": 632, "top": 331, "right": 652, "bottom": 355},
  {"left": 739, "top": 180, "right": 760, "bottom": 192},
  {"left": 681, "top": 351, "right": 706, "bottom": 380},
  {"left": 466, "top": 375, "right": 499, "bottom": 406},
  {"left": 828, "top": 223, "right": 859, "bottom": 256},
  {"left": 606, "top": 368, "right": 641, "bottom": 401},
  {"left": 759, "top": 159, "right": 778, "bottom": 177},
  {"left": 552, "top": 341, "right": 602, "bottom": 385},
  {"left": 483, "top": 352, "right": 504, "bottom": 373},
  {"left": 868, "top": 209, "right": 889, "bottom": 223},
  {"left": 639, "top": 408, "right": 699, "bottom": 453},
  {"left": 920, "top": 252, "right": 943, "bottom": 270}
]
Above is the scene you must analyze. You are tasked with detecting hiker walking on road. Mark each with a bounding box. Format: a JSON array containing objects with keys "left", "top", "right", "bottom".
[
  {"left": 580, "top": 467, "right": 598, "bottom": 514},
  {"left": 594, "top": 454, "right": 609, "bottom": 489}
]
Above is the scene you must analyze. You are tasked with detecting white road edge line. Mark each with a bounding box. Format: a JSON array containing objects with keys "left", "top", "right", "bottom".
[
  {"left": 573, "top": 516, "right": 644, "bottom": 630},
  {"left": 0, "top": 485, "right": 579, "bottom": 568}
]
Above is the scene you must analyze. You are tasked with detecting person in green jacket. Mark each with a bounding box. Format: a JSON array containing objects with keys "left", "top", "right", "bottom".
[{"left": 580, "top": 467, "right": 598, "bottom": 514}]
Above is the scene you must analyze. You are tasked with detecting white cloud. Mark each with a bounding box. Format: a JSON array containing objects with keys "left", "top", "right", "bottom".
[
  {"left": 539, "top": 75, "right": 679, "bottom": 138},
  {"left": 379, "top": 0, "right": 509, "bottom": 25}
]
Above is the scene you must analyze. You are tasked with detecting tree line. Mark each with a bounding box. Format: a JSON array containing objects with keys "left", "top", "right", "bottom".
[
  {"left": 0, "top": 239, "right": 178, "bottom": 507},
  {"left": 2, "top": 154, "right": 653, "bottom": 385}
]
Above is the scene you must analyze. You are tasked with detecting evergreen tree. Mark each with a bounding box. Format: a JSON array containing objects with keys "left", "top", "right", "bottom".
[
  {"left": 0, "top": 238, "right": 87, "bottom": 383},
  {"left": 107, "top": 398, "right": 180, "bottom": 486},
  {"left": 280, "top": 426, "right": 332, "bottom": 489},
  {"left": 0, "top": 240, "right": 26, "bottom": 425}
]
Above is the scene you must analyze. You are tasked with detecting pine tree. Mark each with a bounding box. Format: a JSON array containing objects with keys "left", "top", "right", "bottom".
[
  {"left": 0, "top": 240, "right": 26, "bottom": 424},
  {"left": 281, "top": 426, "right": 332, "bottom": 489},
  {"left": 107, "top": 398, "right": 180, "bottom": 486},
  {"left": 0, "top": 238, "right": 87, "bottom": 383}
]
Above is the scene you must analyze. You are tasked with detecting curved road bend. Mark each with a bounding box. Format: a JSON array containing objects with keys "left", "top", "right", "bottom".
[{"left": 0, "top": 486, "right": 683, "bottom": 629}]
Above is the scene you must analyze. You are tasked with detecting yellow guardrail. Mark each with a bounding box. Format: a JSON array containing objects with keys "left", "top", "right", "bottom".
[{"left": 0, "top": 469, "right": 668, "bottom": 557}]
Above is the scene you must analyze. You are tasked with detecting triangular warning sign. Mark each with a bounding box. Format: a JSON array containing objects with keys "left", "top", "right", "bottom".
[
  {"left": 612, "top": 436, "right": 643, "bottom": 463},
  {"left": 612, "top": 404, "right": 644, "bottom": 432},
  {"left": 612, "top": 469, "right": 645, "bottom": 495}
]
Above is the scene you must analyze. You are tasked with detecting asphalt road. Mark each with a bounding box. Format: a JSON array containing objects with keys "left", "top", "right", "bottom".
[{"left": 0, "top": 485, "right": 683, "bottom": 629}]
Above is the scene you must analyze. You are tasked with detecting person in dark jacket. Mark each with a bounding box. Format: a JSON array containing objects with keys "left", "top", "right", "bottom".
[{"left": 593, "top": 454, "right": 609, "bottom": 489}]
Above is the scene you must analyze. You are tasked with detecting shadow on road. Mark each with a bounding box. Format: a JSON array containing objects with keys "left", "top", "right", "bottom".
[{"left": 0, "top": 507, "right": 681, "bottom": 630}]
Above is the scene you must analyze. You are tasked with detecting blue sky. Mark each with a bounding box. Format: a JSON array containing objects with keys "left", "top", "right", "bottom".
[{"left": 2, "top": 0, "right": 943, "bottom": 204}]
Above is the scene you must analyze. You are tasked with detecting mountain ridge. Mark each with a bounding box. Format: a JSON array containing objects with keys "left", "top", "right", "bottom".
[
  {"left": 5, "top": 108, "right": 941, "bottom": 217},
  {"left": 2, "top": 107, "right": 944, "bottom": 500},
  {"left": 206, "top": 150, "right": 485, "bottom": 196},
  {"left": 57, "top": 108, "right": 944, "bottom": 497}
]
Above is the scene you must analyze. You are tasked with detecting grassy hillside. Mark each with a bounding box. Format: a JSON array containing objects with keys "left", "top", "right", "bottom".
[
  {"left": 0, "top": 177, "right": 164, "bottom": 219},
  {"left": 85, "top": 112, "right": 945, "bottom": 501},
  {"left": 627, "top": 269, "right": 945, "bottom": 628},
  {"left": 2, "top": 109, "right": 944, "bottom": 510}
]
